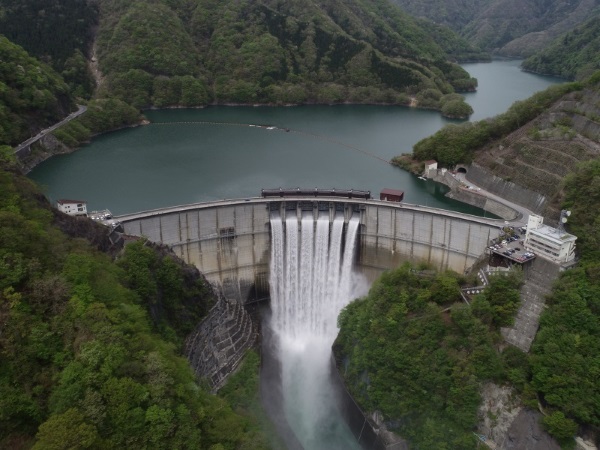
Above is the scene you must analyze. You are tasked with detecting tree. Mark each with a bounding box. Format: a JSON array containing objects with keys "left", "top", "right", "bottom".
[
  {"left": 33, "top": 408, "right": 99, "bottom": 450},
  {"left": 441, "top": 99, "right": 473, "bottom": 118},
  {"left": 542, "top": 411, "right": 578, "bottom": 441}
]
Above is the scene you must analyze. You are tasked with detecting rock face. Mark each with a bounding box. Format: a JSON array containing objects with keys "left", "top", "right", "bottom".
[
  {"left": 51, "top": 205, "right": 124, "bottom": 256},
  {"left": 478, "top": 383, "right": 561, "bottom": 450},
  {"left": 17, "top": 134, "right": 74, "bottom": 174},
  {"left": 478, "top": 382, "right": 523, "bottom": 445},
  {"left": 503, "top": 409, "right": 561, "bottom": 450},
  {"left": 185, "top": 295, "right": 256, "bottom": 392}
]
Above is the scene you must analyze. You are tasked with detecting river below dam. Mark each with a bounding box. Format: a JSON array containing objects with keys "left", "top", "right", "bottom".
[{"left": 28, "top": 60, "right": 561, "bottom": 449}]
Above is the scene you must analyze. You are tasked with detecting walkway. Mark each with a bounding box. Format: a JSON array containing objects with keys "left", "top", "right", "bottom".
[
  {"left": 115, "top": 195, "right": 515, "bottom": 229},
  {"left": 455, "top": 172, "right": 533, "bottom": 227},
  {"left": 13, "top": 104, "right": 87, "bottom": 154},
  {"left": 452, "top": 174, "right": 560, "bottom": 353}
]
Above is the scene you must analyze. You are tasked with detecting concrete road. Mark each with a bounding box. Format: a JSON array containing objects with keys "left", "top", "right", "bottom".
[
  {"left": 455, "top": 172, "right": 533, "bottom": 227},
  {"left": 13, "top": 104, "right": 87, "bottom": 154}
]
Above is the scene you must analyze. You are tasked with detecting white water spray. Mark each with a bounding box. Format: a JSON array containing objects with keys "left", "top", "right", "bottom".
[{"left": 269, "top": 211, "right": 361, "bottom": 449}]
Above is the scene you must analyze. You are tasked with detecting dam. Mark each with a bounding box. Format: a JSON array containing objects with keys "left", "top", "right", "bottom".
[
  {"left": 116, "top": 193, "right": 506, "bottom": 448},
  {"left": 117, "top": 194, "right": 503, "bottom": 304}
]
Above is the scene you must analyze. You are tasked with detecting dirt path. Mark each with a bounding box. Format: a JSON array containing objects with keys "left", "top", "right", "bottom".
[{"left": 89, "top": 37, "right": 104, "bottom": 89}]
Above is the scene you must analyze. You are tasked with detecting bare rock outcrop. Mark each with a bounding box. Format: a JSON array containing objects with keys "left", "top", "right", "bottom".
[
  {"left": 478, "top": 382, "right": 523, "bottom": 445},
  {"left": 478, "top": 383, "right": 561, "bottom": 450},
  {"left": 503, "top": 409, "right": 561, "bottom": 450}
]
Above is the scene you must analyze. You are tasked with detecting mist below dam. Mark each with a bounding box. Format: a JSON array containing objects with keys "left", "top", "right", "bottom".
[{"left": 265, "top": 212, "right": 364, "bottom": 449}]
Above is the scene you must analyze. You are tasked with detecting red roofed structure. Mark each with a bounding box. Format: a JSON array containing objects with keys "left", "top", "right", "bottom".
[{"left": 379, "top": 188, "right": 404, "bottom": 202}]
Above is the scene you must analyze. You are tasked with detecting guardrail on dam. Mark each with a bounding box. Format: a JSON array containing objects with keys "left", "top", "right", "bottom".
[{"left": 117, "top": 197, "right": 502, "bottom": 303}]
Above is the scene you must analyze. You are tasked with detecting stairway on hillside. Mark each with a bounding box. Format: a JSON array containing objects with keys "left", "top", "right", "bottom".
[
  {"left": 501, "top": 258, "right": 560, "bottom": 352},
  {"left": 185, "top": 295, "right": 256, "bottom": 392}
]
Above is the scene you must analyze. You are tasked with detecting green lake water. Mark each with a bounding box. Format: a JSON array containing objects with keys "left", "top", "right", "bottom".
[{"left": 29, "top": 60, "right": 561, "bottom": 216}]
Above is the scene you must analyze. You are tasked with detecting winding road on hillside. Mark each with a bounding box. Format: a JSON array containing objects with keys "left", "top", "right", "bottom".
[
  {"left": 13, "top": 104, "right": 87, "bottom": 154},
  {"left": 455, "top": 172, "right": 533, "bottom": 227}
]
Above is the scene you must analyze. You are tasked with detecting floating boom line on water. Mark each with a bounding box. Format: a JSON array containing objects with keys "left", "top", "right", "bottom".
[{"left": 149, "top": 120, "right": 391, "bottom": 164}]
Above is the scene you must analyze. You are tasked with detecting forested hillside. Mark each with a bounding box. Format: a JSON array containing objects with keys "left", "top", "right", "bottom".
[
  {"left": 335, "top": 161, "right": 600, "bottom": 448},
  {"left": 0, "top": 0, "right": 98, "bottom": 97},
  {"left": 528, "top": 161, "right": 600, "bottom": 443},
  {"left": 94, "top": 0, "right": 479, "bottom": 108},
  {"left": 335, "top": 265, "right": 526, "bottom": 449},
  {"left": 405, "top": 72, "right": 600, "bottom": 220},
  {"left": 0, "top": 37, "right": 141, "bottom": 153},
  {"left": 390, "top": 0, "right": 600, "bottom": 57},
  {"left": 387, "top": 72, "right": 600, "bottom": 447},
  {"left": 0, "top": 36, "right": 74, "bottom": 146},
  {"left": 522, "top": 16, "right": 600, "bottom": 80},
  {"left": 0, "top": 149, "right": 273, "bottom": 449},
  {"left": 388, "top": 0, "right": 492, "bottom": 34},
  {"left": 1, "top": 0, "right": 484, "bottom": 132}
]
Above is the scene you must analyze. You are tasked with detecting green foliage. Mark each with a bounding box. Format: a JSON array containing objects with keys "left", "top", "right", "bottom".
[
  {"left": 527, "top": 163, "right": 600, "bottom": 431},
  {"left": 523, "top": 16, "right": 600, "bottom": 80},
  {"left": 472, "top": 269, "right": 523, "bottom": 327},
  {"left": 99, "top": 2, "right": 199, "bottom": 77},
  {"left": 0, "top": 0, "right": 98, "bottom": 97},
  {"left": 117, "top": 240, "right": 216, "bottom": 344},
  {"left": 411, "top": 82, "right": 580, "bottom": 165},
  {"left": 0, "top": 36, "right": 74, "bottom": 146},
  {"left": 414, "top": 19, "right": 490, "bottom": 62},
  {"left": 33, "top": 408, "right": 99, "bottom": 450},
  {"left": 61, "top": 50, "right": 96, "bottom": 99},
  {"left": 92, "top": 0, "right": 478, "bottom": 108},
  {"left": 500, "top": 346, "right": 530, "bottom": 391},
  {"left": 0, "top": 159, "right": 270, "bottom": 448},
  {"left": 528, "top": 269, "right": 600, "bottom": 429},
  {"left": 219, "top": 351, "right": 284, "bottom": 450},
  {"left": 53, "top": 98, "right": 142, "bottom": 148},
  {"left": 441, "top": 98, "right": 474, "bottom": 119},
  {"left": 562, "top": 159, "right": 600, "bottom": 261},
  {"left": 0, "top": 0, "right": 98, "bottom": 67},
  {"left": 334, "top": 263, "right": 515, "bottom": 449},
  {"left": 105, "top": 68, "right": 154, "bottom": 108},
  {"left": 542, "top": 411, "right": 578, "bottom": 442},
  {"left": 416, "top": 88, "right": 443, "bottom": 108}
]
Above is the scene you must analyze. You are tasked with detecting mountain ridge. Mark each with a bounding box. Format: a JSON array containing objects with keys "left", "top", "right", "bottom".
[{"left": 390, "top": 0, "right": 600, "bottom": 57}]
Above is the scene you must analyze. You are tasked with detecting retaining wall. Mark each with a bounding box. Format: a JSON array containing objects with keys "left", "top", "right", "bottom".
[{"left": 466, "top": 163, "right": 548, "bottom": 214}]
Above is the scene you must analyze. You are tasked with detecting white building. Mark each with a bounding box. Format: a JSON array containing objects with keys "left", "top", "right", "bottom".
[
  {"left": 524, "top": 214, "right": 577, "bottom": 263},
  {"left": 56, "top": 199, "right": 87, "bottom": 216},
  {"left": 424, "top": 160, "right": 438, "bottom": 178}
]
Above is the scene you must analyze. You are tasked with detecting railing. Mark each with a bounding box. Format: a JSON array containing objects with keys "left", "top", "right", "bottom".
[{"left": 261, "top": 187, "right": 371, "bottom": 200}]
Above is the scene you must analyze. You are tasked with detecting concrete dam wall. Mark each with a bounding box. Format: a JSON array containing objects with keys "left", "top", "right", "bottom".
[{"left": 118, "top": 197, "right": 501, "bottom": 304}]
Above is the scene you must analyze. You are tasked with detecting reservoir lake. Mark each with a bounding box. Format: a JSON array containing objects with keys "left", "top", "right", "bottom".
[
  {"left": 29, "top": 60, "right": 561, "bottom": 216},
  {"left": 27, "top": 60, "right": 564, "bottom": 449}
]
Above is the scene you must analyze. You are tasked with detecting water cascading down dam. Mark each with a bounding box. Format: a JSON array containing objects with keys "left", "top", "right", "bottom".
[
  {"left": 116, "top": 193, "right": 502, "bottom": 440},
  {"left": 269, "top": 210, "right": 362, "bottom": 449}
]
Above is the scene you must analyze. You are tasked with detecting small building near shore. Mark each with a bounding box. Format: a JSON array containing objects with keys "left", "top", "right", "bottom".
[
  {"left": 424, "top": 160, "right": 438, "bottom": 178},
  {"left": 56, "top": 199, "right": 87, "bottom": 216}
]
